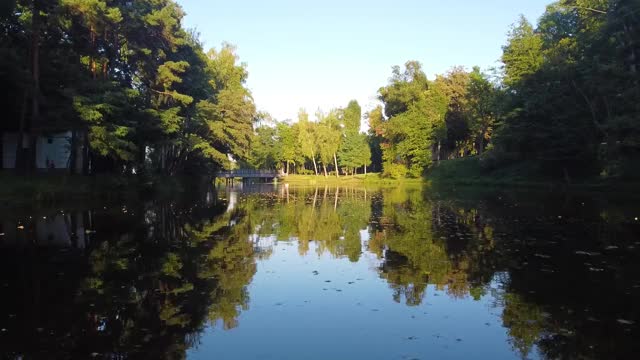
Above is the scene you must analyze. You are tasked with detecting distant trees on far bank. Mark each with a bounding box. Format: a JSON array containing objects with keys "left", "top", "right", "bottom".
[
  {"left": 273, "top": 0, "right": 639, "bottom": 180},
  {"left": 249, "top": 101, "right": 371, "bottom": 177},
  {"left": 2, "top": 0, "right": 637, "bottom": 181}
]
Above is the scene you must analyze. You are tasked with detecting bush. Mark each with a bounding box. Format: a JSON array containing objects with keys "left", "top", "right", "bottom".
[
  {"left": 383, "top": 163, "right": 408, "bottom": 179},
  {"left": 297, "top": 168, "right": 315, "bottom": 175},
  {"left": 408, "top": 163, "right": 425, "bottom": 178}
]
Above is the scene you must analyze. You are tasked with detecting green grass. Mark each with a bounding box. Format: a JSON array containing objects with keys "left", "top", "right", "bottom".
[
  {"left": 0, "top": 173, "right": 200, "bottom": 204},
  {"left": 425, "top": 157, "right": 549, "bottom": 187},
  {"left": 0, "top": 174, "right": 141, "bottom": 203},
  {"left": 280, "top": 173, "right": 423, "bottom": 186},
  {"left": 425, "top": 157, "right": 639, "bottom": 191}
]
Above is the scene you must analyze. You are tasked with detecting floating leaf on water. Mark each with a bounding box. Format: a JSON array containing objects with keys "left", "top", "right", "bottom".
[
  {"left": 534, "top": 253, "right": 551, "bottom": 259},
  {"left": 17, "top": 226, "right": 24, "bottom": 230},
  {"left": 559, "top": 328, "right": 574, "bottom": 335},
  {"left": 617, "top": 319, "right": 635, "bottom": 325},
  {"left": 575, "top": 251, "right": 601, "bottom": 256}
]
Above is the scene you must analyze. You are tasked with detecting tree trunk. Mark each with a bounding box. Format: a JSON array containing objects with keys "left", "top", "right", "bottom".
[
  {"left": 364, "top": 164, "right": 367, "bottom": 175},
  {"left": 312, "top": 156, "right": 318, "bottom": 176},
  {"left": 82, "top": 131, "right": 90, "bottom": 175},
  {"left": 26, "top": 0, "right": 42, "bottom": 173},
  {"left": 323, "top": 164, "right": 328, "bottom": 177},
  {"left": 69, "top": 130, "right": 77, "bottom": 174},
  {"left": 285, "top": 161, "right": 289, "bottom": 176},
  {"left": 623, "top": 21, "right": 637, "bottom": 75},
  {"left": 333, "top": 153, "right": 339, "bottom": 178},
  {"left": 15, "top": 90, "right": 28, "bottom": 171},
  {"left": 437, "top": 141, "right": 441, "bottom": 164}
]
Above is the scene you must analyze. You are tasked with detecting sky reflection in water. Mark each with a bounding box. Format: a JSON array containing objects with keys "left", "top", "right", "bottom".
[{"left": 0, "top": 184, "right": 638, "bottom": 359}]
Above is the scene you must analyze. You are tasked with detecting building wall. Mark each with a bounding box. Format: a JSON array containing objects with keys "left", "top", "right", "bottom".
[
  {"left": 1, "top": 131, "right": 82, "bottom": 171},
  {"left": 2, "top": 133, "right": 17, "bottom": 169},
  {"left": 36, "top": 131, "right": 73, "bottom": 169}
]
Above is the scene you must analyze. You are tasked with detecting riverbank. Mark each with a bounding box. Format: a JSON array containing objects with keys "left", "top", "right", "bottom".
[
  {"left": 0, "top": 173, "right": 208, "bottom": 204},
  {"left": 279, "top": 173, "right": 423, "bottom": 186},
  {"left": 425, "top": 157, "right": 639, "bottom": 191}
]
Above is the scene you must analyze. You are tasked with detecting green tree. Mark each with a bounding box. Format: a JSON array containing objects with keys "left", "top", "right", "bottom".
[
  {"left": 501, "top": 15, "right": 544, "bottom": 87},
  {"left": 277, "top": 121, "right": 299, "bottom": 174},
  {"left": 316, "top": 109, "right": 342, "bottom": 177},
  {"left": 343, "top": 99, "right": 362, "bottom": 132},
  {"left": 297, "top": 109, "right": 319, "bottom": 175},
  {"left": 377, "top": 61, "right": 448, "bottom": 177},
  {"left": 466, "top": 67, "right": 499, "bottom": 155}
]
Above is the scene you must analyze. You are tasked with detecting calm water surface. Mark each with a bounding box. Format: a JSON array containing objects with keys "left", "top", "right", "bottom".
[{"left": 0, "top": 184, "right": 639, "bottom": 359}]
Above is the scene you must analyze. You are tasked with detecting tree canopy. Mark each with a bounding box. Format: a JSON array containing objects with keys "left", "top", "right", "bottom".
[
  {"left": 0, "top": 0, "right": 257, "bottom": 175},
  {"left": 2, "top": 0, "right": 637, "bottom": 181}
]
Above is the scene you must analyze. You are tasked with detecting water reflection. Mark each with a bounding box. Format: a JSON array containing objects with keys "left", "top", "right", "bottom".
[
  {"left": 0, "top": 194, "right": 257, "bottom": 359},
  {"left": 0, "top": 185, "right": 638, "bottom": 359}
]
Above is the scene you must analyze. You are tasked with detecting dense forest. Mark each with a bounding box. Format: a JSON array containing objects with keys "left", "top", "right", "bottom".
[
  {"left": 1, "top": 0, "right": 638, "bottom": 181},
  {"left": 1, "top": 0, "right": 257, "bottom": 175}
]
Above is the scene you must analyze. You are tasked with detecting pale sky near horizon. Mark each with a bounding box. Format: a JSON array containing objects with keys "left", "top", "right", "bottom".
[{"left": 179, "top": 0, "right": 551, "bottom": 122}]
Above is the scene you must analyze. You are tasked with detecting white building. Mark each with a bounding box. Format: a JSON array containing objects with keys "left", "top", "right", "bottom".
[{"left": 1, "top": 131, "right": 86, "bottom": 172}]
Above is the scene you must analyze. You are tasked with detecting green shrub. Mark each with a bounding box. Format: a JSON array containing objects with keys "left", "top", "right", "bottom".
[{"left": 383, "top": 163, "right": 408, "bottom": 179}]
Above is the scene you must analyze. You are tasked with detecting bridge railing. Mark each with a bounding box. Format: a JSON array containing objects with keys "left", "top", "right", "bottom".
[{"left": 217, "top": 169, "right": 282, "bottom": 178}]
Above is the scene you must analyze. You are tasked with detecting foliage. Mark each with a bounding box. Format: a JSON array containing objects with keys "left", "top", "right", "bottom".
[
  {"left": 491, "top": 0, "right": 640, "bottom": 179},
  {"left": 0, "top": 0, "right": 256, "bottom": 175},
  {"left": 248, "top": 100, "right": 371, "bottom": 176}
]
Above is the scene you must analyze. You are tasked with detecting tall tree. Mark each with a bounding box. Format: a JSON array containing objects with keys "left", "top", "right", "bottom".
[
  {"left": 296, "top": 109, "right": 318, "bottom": 175},
  {"left": 316, "top": 110, "right": 342, "bottom": 177},
  {"left": 343, "top": 100, "right": 361, "bottom": 133}
]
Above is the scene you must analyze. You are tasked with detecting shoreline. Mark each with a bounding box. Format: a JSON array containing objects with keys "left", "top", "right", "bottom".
[
  {"left": 1, "top": 165, "right": 637, "bottom": 206},
  {"left": 425, "top": 158, "right": 639, "bottom": 192}
]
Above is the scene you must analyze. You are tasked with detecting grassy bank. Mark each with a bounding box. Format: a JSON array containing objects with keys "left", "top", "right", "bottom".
[
  {"left": 425, "top": 157, "right": 639, "bottom": 191},
  {"left": 0, "top": 173, "right": 203, "bottom": 204},
  {"left": 279, "top": 173, "right": 423, "bottom": 186}
]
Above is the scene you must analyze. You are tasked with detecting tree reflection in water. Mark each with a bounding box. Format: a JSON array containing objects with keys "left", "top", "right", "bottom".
[{"left": 0, "top": 185, "right": 638, "bottom": 359}]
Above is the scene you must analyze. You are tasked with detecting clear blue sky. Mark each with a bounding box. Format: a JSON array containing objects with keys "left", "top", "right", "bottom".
[{"left": 179, "top": 0, "right": 551, "bottom": 122}]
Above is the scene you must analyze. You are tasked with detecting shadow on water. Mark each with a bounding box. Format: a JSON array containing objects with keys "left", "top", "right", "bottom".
[
  {"left": 0, "top": 185, "right": 258, "bottom": 359},
  {"left": 0, "top": 183, "right": 638, "bottom": 359}
]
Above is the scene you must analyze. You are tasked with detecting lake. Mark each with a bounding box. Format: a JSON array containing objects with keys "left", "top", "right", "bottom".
[{"left": 0, "top": 184, "right": 638, "bottom": 359}]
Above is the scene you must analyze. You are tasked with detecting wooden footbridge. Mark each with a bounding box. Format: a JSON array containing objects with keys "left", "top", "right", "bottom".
[{"left": 218, "top": 169, "right": 283, "bottom": 184}]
